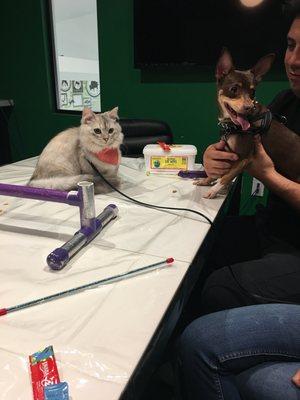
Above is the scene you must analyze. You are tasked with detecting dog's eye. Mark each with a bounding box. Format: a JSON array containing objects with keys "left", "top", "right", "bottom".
[
  {"left": 230, "top": 85, "right": 238, "bottom": 94},
  {"left": 94, "top": 128, "right": 101, "bottom": 134},
  {"left": 108, "top": 128, "right": 114, "bottom": 134}
]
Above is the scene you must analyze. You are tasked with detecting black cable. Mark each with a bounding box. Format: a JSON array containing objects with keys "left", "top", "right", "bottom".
[
  {"left": 90, "top": 159, "right": 299, "bottom": 305},
  {"left": 92, "top": 165, "right": 213, "bottom": 224}
]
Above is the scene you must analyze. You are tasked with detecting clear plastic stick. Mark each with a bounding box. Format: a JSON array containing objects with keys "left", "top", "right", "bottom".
[{"left": 0, "top": 258, "right": 174, "bottom": 316}]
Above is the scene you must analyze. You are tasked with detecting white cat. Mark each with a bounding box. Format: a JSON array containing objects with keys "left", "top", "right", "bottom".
[{"left": 28, "top": 107, "right": 123, "bottom": 194}]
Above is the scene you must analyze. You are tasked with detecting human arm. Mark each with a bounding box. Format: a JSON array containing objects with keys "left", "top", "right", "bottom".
[
  {"left": 246, "top": 136, "right": 300, "bottom": 213},
  {"left": 203, "top": 140, "right": 238, "bottom": 177}
]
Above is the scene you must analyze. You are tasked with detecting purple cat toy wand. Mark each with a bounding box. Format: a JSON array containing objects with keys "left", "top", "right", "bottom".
[{"left": 0, "top": 258, "right": 174, "bottom": 316}]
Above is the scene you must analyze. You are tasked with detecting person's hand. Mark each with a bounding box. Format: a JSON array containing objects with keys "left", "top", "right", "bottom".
[
  {"left": 292, "top": 369, "right": 300, "bottom": 387},
  {"left": 203, "top": 140, "right": 238, "bottom": 177},
  {"left": 246, "top": 135, "right": 275, "bottom": 181}
]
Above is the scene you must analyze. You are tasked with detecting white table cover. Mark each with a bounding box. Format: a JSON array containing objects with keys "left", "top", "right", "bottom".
[{"left": 0, "top": 157, "right": 226, "bottom": 399}]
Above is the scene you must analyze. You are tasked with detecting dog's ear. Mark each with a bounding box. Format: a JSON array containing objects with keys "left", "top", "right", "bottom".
[
  {"left": 251, "top": 54, "right": 275, "bottom": 82},
  {"left": 216, "top": 48, "right": 234, "bottom": 80}
]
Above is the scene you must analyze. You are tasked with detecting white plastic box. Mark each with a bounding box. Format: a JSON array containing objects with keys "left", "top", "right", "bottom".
[{"left": 143, "top": 144, "right": 197, "bottom": 174}]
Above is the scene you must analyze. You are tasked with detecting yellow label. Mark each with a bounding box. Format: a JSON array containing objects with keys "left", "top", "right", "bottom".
[{"left": 150, "top": 156, "right": 188, "bottom": 170}]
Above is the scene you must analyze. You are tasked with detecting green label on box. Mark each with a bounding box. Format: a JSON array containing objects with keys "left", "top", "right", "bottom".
[{"left": 150, "top": 156, "right": 188, "bottom": 170}]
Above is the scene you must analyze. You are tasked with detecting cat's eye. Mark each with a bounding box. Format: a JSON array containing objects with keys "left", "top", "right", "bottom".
[
  {"left": 108, "top": 128, "right": 114, "bottom": 134},
  {"left": 229, "top": 85, "right": 238, "bottom": 94},
  {"left": 94, "top": 128, "right": 101, "bottom": 134},
  {"left": 250, "top": 89, "right": 256, "bottom": 99}
]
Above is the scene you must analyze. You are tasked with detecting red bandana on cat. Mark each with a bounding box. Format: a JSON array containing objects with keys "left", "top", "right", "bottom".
[{"left": 93, "top": 147, "right": 119, "bottom": 165}]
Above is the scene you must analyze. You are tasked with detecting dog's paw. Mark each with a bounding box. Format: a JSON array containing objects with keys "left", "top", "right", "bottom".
[
  {"left": 204, "top": 189, "right": 218, "bottom": 199},
  {"left": 203, "top": 179, "right": 225, "bottom": 199},
  {"left": 219, "top": 184, "right": 229, "bottom": 195},
  {"left": 193, "top": 177, "right": 215, "bottom": 186}
]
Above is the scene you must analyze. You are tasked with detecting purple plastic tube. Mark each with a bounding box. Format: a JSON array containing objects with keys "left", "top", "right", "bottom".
[
  {"left": 0, "top": 183, "right": 80, "bottom": 206},
  {"left": 47, "top": 204, "right": 118, "bottom": 270}
]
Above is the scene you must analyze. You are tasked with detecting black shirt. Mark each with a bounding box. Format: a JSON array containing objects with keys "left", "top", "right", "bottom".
[{"left": 262, "top": 89, "right": 300, "bottom": 249}]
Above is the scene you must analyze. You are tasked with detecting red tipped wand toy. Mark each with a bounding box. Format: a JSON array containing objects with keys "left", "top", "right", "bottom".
[{"left": 0, "top": 258, "right": 174, "bottom": 317}]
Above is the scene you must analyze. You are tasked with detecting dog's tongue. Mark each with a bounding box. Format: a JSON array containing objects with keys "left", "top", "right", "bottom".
[{"left": 236, "top": 115, "right": 250, "bottom": 131}]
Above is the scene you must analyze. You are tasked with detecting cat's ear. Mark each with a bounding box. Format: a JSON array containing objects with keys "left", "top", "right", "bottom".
[
  {"left": 108, "top": 107, "right": 119, "bottom": 121},
  {"left": 81, "top": 108, "right": 96, "bottom": 125}
]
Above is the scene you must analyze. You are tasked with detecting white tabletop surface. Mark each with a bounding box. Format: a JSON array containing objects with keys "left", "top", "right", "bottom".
[{"left": 0, "top": 157, "right": 226, "bottom": 399}]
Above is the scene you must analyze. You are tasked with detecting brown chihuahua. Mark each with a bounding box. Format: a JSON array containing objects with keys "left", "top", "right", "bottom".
[{"left": 195, "top": 48, "right": 300, "bottom": 198}]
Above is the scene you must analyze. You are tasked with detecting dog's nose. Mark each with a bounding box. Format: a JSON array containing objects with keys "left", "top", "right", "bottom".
[{"left": 243, "top": 104, "right": 254, "bottom": 113}]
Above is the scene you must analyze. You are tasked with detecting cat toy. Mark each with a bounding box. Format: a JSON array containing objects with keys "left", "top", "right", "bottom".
[
  {"left": 0, "top": 258, "right": 174, "bottom": 316},
  {"left": 0, "top": 181, "right": 118, "bottom": 270},
  {"left": 47, "top": 203, "right": 118, "bottom": 270}
]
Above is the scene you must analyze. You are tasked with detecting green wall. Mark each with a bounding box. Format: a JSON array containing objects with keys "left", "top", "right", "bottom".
[
  {"left": 0, "top": 1, "right": 79, "bottom": 159},
  {"left": 1, "top": 0, "right": 289, "bottom": 212}
]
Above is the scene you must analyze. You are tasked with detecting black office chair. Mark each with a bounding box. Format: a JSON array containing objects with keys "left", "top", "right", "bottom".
[{"left": 119, "top": 119, "right": 173, "bottom": 157}]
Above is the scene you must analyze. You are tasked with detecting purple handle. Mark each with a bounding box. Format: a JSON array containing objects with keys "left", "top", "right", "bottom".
[{"left": 178, "top": 170, "right": 207, "bottom": 179}]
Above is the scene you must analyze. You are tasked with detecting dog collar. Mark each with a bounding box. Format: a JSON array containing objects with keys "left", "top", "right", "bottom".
[
  {"left": 219, "top": 110, "right": 286, "bottom": 139},
  {"left": 92, "top": 147, "right": 120, "bottom": 165}
]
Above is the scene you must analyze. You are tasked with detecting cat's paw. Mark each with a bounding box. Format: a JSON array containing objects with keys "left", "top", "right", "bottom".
[
  {"left": 94, "top": 181, "right": 114, "bottom": 194},
  {"left": 93, "top": 174, "right": 121, "bottom": 194},
  {"left": 81, "top": 174, "right": 94, "bottom": 182},
  {"left": 111, "top": 176, "right": 121, "bottom": 188}
]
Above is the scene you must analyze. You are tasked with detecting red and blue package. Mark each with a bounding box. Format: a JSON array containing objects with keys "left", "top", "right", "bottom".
[{"left": 29, "top": 346, "right": 60, "bottom": 400}]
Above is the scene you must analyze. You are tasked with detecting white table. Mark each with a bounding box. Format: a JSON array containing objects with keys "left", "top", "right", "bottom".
[{"left": 0, "top": 157, "right": 227, "bottom": 399}]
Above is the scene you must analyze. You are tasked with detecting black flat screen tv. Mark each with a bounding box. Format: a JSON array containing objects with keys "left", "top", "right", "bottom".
[{"left": 134, "top": 0, "right": 289, "bottom": 72}]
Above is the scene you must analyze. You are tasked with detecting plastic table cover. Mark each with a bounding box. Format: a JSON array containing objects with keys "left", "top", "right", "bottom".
[{"left": 0, "top": 157, "right": 226, "bottom": 399}]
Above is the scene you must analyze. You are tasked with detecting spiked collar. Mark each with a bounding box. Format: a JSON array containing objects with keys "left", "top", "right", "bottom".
[{"left": 219, "top": 110, "right": 286, "bottom": 139}]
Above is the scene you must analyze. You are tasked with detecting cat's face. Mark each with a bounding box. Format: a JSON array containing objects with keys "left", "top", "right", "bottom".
[{"left": 80, "top": 107, "right": 123, "bottom": 148}]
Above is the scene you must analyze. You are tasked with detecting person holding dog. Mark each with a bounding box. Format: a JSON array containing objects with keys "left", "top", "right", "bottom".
[
  {"left": 198, "top": 0, "right": 300, "bottom": 315},
  {"left": 176, "top": 5, "right": 300, "bottom": 400}
]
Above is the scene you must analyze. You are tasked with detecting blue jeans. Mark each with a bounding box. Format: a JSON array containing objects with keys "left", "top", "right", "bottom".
[{"left": 178, "top": 304, "right": 300, "bottom": 400}]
